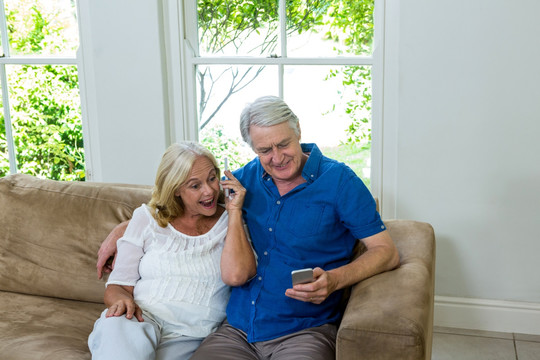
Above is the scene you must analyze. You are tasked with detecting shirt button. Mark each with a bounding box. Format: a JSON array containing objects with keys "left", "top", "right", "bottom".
[
  {"left": 381, "top": 225, "right": 385, "bottom": 229},
  {"left": 311, "top": 174, "right": 314, "bottom": 177},
  {"left": 269, "top": 228, "right": 273, "bottom": 232},
  {"left": 276, "top": 200, "right": 281, "bottom": 205},
  {"left": 264, "top": 251, "right": 268, "bottom": 256},
  {"left": 252, "top": 301, "right": 255, "bottom": 305},
  {"left": 258, "top": 276, "right": 262, "bottom": 281}
]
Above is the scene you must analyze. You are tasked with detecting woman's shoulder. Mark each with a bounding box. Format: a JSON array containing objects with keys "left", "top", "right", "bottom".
[{"left": 129, "top": 204, "right": 158, "bottom": 226}]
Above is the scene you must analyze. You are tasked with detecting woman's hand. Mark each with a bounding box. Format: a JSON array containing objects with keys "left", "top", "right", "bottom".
[
  {"left": 104, "top": 285, "right": 144, "bottom": 322},
  {"left": 106, "top": 298, "right": 144, "bottom": 322},
  {"left": 221, "top": 170, "right": 246, "bottom": 212}
]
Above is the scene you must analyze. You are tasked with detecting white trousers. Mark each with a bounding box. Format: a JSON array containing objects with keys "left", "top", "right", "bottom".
[{"left": 88, "top": 309, "right": 203, "bottom": 360}]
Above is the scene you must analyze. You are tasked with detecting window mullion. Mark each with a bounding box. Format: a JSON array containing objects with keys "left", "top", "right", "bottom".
[
  {"left": 279, "top": 0, "right": 286, "bottom": 98},
  {"left": 0, "top": 0, "right": 17, "bottom": 173},
  {"left": 0, "top": 64, "right": 17, "bottom": 174},
  {"left": 0, "top": 0, "right": 9, "bottom": 57},
  {"left": 0, "top": 57, "right": 77, "bottom": 65},
  {"left": 190, "top": 57, "right": 374, "bottom": 66}
]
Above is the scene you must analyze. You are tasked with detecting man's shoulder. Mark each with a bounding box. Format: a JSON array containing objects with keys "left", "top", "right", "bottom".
[{"left": 233, "top": 157, "right": 259, "bottom": 180}]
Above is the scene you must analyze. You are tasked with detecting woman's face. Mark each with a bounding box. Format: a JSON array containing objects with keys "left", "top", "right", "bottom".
[{"left": 175, "top": 156, "right": 220, "bottom": 218}]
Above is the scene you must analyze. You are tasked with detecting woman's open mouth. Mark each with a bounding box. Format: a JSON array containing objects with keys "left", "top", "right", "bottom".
[{"left": 200, "top": 198, "right": 216, "bottom": 209}]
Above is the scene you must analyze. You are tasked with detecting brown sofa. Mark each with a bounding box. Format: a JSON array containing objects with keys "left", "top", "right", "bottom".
[{"left": 0, "top": 173, "right": 435, "bottom": 359}]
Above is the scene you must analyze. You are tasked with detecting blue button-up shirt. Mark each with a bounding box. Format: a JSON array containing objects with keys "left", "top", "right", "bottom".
[{"left": 226, "top": 143, "right": 386, "bottom": 342}]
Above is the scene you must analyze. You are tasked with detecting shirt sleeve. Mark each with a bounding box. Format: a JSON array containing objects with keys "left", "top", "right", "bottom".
[
  {"left": 336, "top": 168, "right": 386, "bottom": 240},
  {"left": 105, "top": 205, "right": 150, "bottom": 287}
]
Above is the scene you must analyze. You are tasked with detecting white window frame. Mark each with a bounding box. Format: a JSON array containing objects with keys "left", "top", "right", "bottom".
[{"left": 163, "top": 0, "right": 388, "bottom": 211}]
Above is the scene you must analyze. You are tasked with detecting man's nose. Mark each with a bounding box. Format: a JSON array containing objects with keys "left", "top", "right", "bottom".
[{"left": 272, "top": 148, "right": 285, "bottom": 163}]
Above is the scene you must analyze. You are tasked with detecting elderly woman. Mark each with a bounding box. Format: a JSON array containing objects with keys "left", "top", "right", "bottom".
[{"left": 88, "top": 141, "right": 256, "bottom": 360}]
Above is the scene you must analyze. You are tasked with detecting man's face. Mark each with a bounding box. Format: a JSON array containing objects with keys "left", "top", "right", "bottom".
[{"left": 249, "top": 122, "right": 305, "bottom": 183}]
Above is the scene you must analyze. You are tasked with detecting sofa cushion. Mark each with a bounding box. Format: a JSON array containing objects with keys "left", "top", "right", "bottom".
[
  {"left": 0, "top": 290, "right": 103, "bottom": 360},
  {"left": 0, "top": 174, "right": 151, "bottom": 303}
]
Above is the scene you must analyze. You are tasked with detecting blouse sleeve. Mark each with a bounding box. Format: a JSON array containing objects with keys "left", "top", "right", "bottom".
[{"left": 105, "top": 205, "right": 150, "bottom": 287}]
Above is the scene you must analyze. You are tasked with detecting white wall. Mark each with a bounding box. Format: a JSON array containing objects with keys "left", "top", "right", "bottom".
[
  {"left": 383, "top": 0, "right": 540, "bottom": 332},
  {"left": 78, "top": 0, "right": 169, "bottom": 184},
  {"left": 77, "top": 0, "right": 540, "bottom": 332}
]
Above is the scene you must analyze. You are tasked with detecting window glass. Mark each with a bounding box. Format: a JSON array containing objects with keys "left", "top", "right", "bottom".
[
  {"left": 284, "top": 65, "right": 372, "bottom": 184},
  {"left": 1, "top": 0, "right": 83, "bottom": 180},
  {"left": 198, "top": 0, "right": 280, "bottom": 57},
  {"left": 197, "top": 64, "right": 279, "bottom": 168},
  {"left": 5, "top": 64, "right": 84, "bottom": 180},
  {"left": 194, "top": 0, "right": 375, "bottom": 187},
  {"left": 5, "top": 0, "right": 78, "bottom": 56}
]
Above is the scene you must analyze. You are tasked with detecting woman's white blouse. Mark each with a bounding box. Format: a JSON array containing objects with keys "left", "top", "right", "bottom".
[{"left": 106, "top": 204, "right": 230, "bottom": 338}]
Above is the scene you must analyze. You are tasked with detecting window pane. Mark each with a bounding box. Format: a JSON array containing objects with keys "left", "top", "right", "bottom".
[
  {"left": 197, "top": 64, "right": 281, "bottom": 168},
  {"left": 284, "top": 65, "right": 372, "bottom": 186},
  {"left": 6, "top": 64, "right": 85, "bottom": 180},
  {"left": 198, "top": 0, "right": 280, "bottom": 57},
  {"left": 5, "top": 0, "right": 79, "bottom": 56},
  {"left": 287, "top": 0, "right": 374, "bottom": 57}
]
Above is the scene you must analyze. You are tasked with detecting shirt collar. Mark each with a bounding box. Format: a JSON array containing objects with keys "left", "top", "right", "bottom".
[{"left": 300, "top": 143, "right": 322, "bottom": 183}]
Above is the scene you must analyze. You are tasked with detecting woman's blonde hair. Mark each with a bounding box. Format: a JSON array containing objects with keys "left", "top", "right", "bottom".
[{"left": 148, "top": 142, "right": 222, "bottom": 227}]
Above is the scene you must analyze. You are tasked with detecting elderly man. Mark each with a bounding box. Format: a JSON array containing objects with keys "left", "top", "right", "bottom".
[{"left": 97, "top": 96, "right": 399, "bottom": 359}]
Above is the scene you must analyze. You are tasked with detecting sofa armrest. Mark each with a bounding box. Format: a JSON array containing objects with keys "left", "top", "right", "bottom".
[{"left": 336, "top": 220, "right": 436, "bottom": 360}]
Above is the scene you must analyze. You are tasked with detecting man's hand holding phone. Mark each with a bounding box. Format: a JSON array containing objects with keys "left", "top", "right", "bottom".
[{"left": 285, "top": 267, "right": 337, "bottom": 305}]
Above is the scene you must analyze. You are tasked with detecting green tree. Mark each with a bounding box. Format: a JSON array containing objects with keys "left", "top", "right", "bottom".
[
  {"left": 197, "top": 0, "right": 333, "bottom": 130},
  {"left": 326, "top": 0, "right": 374, "bottom": 146},
  {"left": 0, "top": 1, "right": 84, "bottom": 180},
  {"left": 197, "top": 0, "right": 375, "bottom": 175}
]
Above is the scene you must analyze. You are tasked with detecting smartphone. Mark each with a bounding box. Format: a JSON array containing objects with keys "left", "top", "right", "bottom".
[
  {"left": 223, "top": 157, "right": 230, "bottom": 198},
  {"left": 291, "top": 268, "right": 314, "bottom": 286}
]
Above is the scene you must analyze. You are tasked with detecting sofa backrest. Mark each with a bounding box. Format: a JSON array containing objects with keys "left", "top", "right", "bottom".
[{"left": 0, "top": 174, "right": 152, "bottom": 303}]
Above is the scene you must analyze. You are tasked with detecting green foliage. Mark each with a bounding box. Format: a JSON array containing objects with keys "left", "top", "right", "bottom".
[
  {"left": 200, "top": 125, "right": 254, "bottom": 170},
  {"left": 1, "top": 1, "right": 84, "bottom": 180},
  {"left": 326, "top": 0, "right": 374, "bottom": 54},
  {"left": 8, "top": 64, "right": 85, "bottom": 180},
  {"left": 325, "top": 0, "right": 374, "bottom": 147}
]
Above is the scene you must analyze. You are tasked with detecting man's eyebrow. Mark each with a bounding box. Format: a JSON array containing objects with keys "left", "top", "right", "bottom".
[
  {"left": 278, "top": 138, "right": 291, "bottom": 146},
  {"left": 256, "top": 138, "right": 292, "bottom": 152}
]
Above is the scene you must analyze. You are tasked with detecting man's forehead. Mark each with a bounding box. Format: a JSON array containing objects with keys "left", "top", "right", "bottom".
[{"left": 250, "top": 123, "right": 297, "bottom": 148}]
